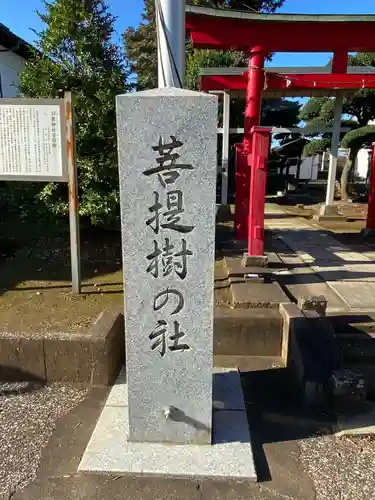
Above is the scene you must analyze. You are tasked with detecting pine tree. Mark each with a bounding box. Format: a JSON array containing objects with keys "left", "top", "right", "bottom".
[
  {"left": 124, "top": 0, "right": 285, "bottom": 91},
  {"left": 20, "top": 0, "right": 131, "bottom": 225}
]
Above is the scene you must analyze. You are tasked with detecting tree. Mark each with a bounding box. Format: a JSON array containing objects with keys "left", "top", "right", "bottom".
[
  {"left": 261, "top": 99, "right": 300, "bottom": 128},
  {"left": 303, "top": 138, "right": 332, "bottom": 157},
  {"left": 20, "top": 0, "right": 131, "bottom": 225},
  {"left": 185, "top": 48, "right": 246, "bottom": 91},
  {"left": 340, "top": 125, "right": 375, "bottom": 201},
  {"left": 300, "top": 53, "right": 375, "bottom": 200},
  {"left": 124, "top": 0, "right": 285, "bottom": 91},
  {"left": 342, "top": 53, "right": 375, "bottom": 126}
]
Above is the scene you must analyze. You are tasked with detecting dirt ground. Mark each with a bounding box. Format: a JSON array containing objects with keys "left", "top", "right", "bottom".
[
  {"left": 0, "top": 212, "right": 124, "bottom": 334},
  {"left": 0, "top": 212, "right": 231, "bottom": 335}
]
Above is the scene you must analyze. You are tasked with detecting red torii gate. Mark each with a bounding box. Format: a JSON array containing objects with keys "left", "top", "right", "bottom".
[
  {"left": 200, "top": 68, "right": 375, "bottom": 95},
  {"left": 200, "top": 66, "right": 375, "bottom": 256},
  {"left": 186, "top": 6, "right": 375, "bottom": 263}
]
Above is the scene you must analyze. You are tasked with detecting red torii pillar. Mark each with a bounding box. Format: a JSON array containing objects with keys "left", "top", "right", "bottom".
[
  {"left": 365, "top": 142, "right": 375, "bottom": 232},
  {"left": 235, "top": 46, "right": 265, "bottom": 240}
]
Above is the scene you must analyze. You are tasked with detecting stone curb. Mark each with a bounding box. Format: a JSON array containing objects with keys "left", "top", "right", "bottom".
[
  {"left": 0, "top": 307, "right": 125, "bottom": 385},
  {"left": 0, "top": 305, "right": 286, "bottom": 383},
  {"left": 280, "top": 299, "right": 342, "bottom": 405}
]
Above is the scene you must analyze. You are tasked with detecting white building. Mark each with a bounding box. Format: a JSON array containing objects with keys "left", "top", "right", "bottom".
[{"left": 0, "top": 23, "right": 33, "bottom": 98}]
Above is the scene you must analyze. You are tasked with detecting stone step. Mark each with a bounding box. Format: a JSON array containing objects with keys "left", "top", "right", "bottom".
[
  {"left": 229, "top": 280, "right": 290, "bottom": 310},
  {"left": 0, "top": 306, "right": 284, "bottom": 383},
  {"left": 214, "top": 307, "right": 283, "bottom": 357}
]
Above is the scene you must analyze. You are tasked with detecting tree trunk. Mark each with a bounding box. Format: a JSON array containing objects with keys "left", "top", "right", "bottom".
[{"left": 340, "top": 148, "right": 358, "bottom": 201}]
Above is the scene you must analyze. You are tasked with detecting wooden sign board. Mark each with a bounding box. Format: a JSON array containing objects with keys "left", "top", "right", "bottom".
[{"left": 0, "top": 99, "right": 68, "bottom": 182}]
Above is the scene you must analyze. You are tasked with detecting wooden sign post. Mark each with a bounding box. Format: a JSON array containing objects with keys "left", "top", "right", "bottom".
[{"left": 0, "top": 92, "right": 81, "bottom": 294}]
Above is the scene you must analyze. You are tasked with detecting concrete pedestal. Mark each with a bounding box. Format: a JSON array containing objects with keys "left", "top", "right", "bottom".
[
  {"left": 78, "top": 367, "right": 256, "bottom": 481},
  {"left": 241, "top": 253, "right": 268, "bottom": 268},
  {"left": 314, "top": 204, "right": 342, "bottom": 222}
]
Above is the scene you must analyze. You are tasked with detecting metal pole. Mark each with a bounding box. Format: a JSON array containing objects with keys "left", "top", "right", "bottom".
[
  {"left": 221, "top": 92, "right": 230, "bottom": 205},
  {"left": 156, "top": 0, "right": 185, "bottom": 88},
  {"left": 325, "top": 92, "right": 343, "bottom": 207},
  {"left": 65, "top": 91, "right": 81, "bottom": 294}
]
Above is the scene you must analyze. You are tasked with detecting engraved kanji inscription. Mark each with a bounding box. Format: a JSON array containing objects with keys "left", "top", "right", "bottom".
[
  {"left": 149, "top": 320, "right": 190, "bottom": 357},
  {"left": 146, "top": 190, "right": 195, "bottom": 235},
  {"left": 146, "top": 238, "right": 193, "bottom": 279},
  {"left": 162, "top": 190, "right": 195, "bottom": 233},
  {"left": 143, "top": 136, "right": 193, "bottom": 187},
  {"left": 146, "top": 191, "right": 163, "bottom": 234},
  {"left": 153, "top": 289, "right": 184, "bottom": 315}
]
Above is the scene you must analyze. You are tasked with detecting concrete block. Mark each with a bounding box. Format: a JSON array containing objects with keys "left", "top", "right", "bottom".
[
  {"left": 297, "top": 295, "right": 327, "bottom": 316},
  {"left": 319, "top": 204, "right": 339, "bottom": 216},
  {"left": 279, "top": 302, "right": 304, "bottom": 365},
  {"left": 241, "top": 253, "right": 268, "bottom": 268},
  {"left": 0, "top": 335, "right": 45, "bottom": 382},
  {"left": 90, "top": 309, "right": 125, "bottom": 386},
  {"left": 214, "top": 307, "right": 282, "bottom": 357},
  {"left": 44, "top": 334, "right": 92, "bottom": 384}
]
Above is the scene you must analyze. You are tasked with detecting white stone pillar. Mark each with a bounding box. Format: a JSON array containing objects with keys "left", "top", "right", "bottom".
[
  {"left": 321, "top": 150, "right": 327, "bottom": 172},
  {"left": 324, "top": 92, "right": 344, "bottom": 209},
  {"left": 156, "top": 0, "right": 185, "bottom": 88},
  {"left": 116, "top": 88, "right": 217, "bottom": 444},
  {"left": 221, "top": 92, "right": 230, "bottom": 205}
]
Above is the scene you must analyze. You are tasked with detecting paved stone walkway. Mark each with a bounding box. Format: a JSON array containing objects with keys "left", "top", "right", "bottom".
[{"left": 264, "top": 204, "right": 375, "bottom": 311}]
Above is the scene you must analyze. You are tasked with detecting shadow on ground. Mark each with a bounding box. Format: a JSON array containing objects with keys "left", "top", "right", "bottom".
[
  {"left": 240, "top": 365, "right": 334, "bottom": 485},
  {"left": 0, "top": 211, "right": 124, "bottom": 295}
]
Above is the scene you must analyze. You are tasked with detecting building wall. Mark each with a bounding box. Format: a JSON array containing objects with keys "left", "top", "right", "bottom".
[
  {"left": 355, "top": 148, "right": 372, "bottom": 180},
  {"left": 0, "top": 45, "right": 26, "bottom": 98}
]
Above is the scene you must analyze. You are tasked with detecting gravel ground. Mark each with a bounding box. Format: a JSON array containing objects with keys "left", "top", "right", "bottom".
[
  {"left": 300, "top": 434, "right": 375, "bottom": 500},
  {"left": 0, "top": 382, "right": 87, "bottom": 498}
]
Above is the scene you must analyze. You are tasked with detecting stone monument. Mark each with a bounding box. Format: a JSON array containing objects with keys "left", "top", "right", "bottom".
[
  {"left": 117, "top": 87, "right": 217, "bottom": 444},
  {"left": 79, "top": 87, "right": 256, "bottom": 481}
]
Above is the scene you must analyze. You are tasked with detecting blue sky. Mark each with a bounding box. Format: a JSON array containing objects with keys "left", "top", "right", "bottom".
[{"left": 1, "top": 0, "right": 375, "bottom": 67}]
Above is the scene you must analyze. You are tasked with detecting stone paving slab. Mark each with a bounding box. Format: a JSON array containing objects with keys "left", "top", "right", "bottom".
[
  {"left": 230, "top": 281, "right": 289, "bottom": 309},
  {"left": 264, "top": 204, "right": 375, "bottom": 313},
  {"left": 294, "top": 251, "right": 370, "bottom": 264},
  {"left": 287, "top": 282, "right": 346, "bottom": 312},
  {"left": 327, "top": 282, "right": 375, "bottom": 309},
  {"left": 312, "top": 264, "right": 375, "bottom": 283}
]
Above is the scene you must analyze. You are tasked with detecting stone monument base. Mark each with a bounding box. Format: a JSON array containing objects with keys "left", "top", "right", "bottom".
[
  {"left": 78, "top": 367, "right": 256, "bottom": 481},
  {"left": 241, "top": 253, "right": 268, "bottom": 268},
  {"left": 314, "top": 204, "right": 342, "bottom": 222}
]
